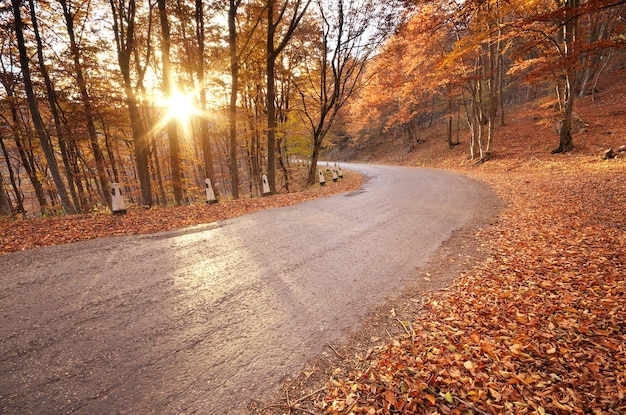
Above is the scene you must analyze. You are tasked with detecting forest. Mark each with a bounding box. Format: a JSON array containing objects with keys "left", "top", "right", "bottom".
[{"left": 0, "top": 0, "right": 625, "bottom": 217}]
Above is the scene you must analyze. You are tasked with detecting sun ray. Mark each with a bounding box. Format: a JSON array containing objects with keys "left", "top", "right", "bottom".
[
  {"left": 164, "top": 90, "right": 197, "bottom": 124},
  {"left": 144, "top": 85, "right": 220, "bottom": 144}
]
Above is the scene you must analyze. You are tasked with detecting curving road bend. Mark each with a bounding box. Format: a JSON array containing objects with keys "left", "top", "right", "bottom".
[{"left": 0, "top": 164, "right": 495, "bottom": 414}]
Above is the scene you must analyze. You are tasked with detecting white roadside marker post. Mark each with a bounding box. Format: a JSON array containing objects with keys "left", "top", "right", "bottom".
[
  {"left": 205, "top": 178, "right": 217, "bottom": 204},
  {"left": 262, "top": 174, "right": 271, "bottom": 196},
  {"left": 111, "top": 183, "right": 127, "bottom": 215},
  {"left": 318, "top": 169, "right": 326, "bottom": 186}
]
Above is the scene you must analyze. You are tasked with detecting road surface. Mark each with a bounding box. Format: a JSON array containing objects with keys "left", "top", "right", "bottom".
[{"left": 0, "top": 164, "right": 496, "bottom": 414}]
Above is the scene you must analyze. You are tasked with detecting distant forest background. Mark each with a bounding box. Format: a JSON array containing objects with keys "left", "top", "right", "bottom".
[{"left": 0, "top": 0, "right": 624, "bottom": 217}]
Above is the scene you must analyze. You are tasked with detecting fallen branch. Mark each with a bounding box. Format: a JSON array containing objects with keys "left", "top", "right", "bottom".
[{"left": 327, "top": 342, "right": 345, "bottom": 359}]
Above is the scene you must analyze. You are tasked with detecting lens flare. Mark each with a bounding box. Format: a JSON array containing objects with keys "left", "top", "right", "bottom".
[{"left": 165, "top": 91, "right": 196, "bottom": 123}]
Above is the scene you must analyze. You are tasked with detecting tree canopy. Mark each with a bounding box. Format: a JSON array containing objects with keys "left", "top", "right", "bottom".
[{"left": 0, "top": 0, "right": 624, "bottom": 216}]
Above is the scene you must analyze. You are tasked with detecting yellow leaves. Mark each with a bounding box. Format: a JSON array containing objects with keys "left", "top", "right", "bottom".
[
  {"left": 442, "top": 390, "right": 454, "bottom": 404},
  {"left": 488, "top": 387, "right": 502, "bottom": 401}
]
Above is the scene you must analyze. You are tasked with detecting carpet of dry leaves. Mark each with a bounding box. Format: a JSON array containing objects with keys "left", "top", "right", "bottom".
[
  {"left": 0, "top": 171, "right": 362, "bottom": 253},
  {"left": 305, "top": 161, "right": 625, "bottom": 415}
]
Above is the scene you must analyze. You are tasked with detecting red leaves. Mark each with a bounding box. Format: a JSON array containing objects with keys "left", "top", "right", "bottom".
[{"left": 313, "top": 163, "right": 626, "bottom": 414}]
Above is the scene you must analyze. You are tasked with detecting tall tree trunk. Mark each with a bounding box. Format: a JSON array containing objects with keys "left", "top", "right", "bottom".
[
  {"left": 266, "top": 0, "right": 277, "bottom": 194},
  {"left": 447, "top": 94, "right": 454, "bottom": 149},
  {"left": 496, "top": 2, "right": 505, "bottom": 127},
  {"left": 102, "top": 120, "right": 119, "bottom": 183},
  {"left": 68, "top": 140, "right": 88, "bottom": 208},
  {"left": 0, "top": 170, "right": 12, "bottom": 217},
  {"left": 150, "top": 135, "right": 167, "bottom": 204},
  {"left": 498, "top": 49, "right": 505, "bottom": 127},
  {"left": 0, "top": 79, "right": 47, "bottom": 211},
  {"left": 486, "top": 29, "right": 497, "bottom": 155},
  {"left": 265, "top": 0, "right": 311, "bottom": 193},
  {"left": 0, "top": 133, "right": 21, "bottom": 215},
  {"left": 58, "top": 0, "right": 110, "bottom": 206},
  {"left": 28, "top": 0, "right": 82, "bottom": 212},
  {"left": 277, "top": 138, "right": 289, "bottom": 192},
  {"left": 110, "top": 0, "right": 152, "bottom": 206},
  {"left": 553, "top": 0, "right": 579, "bottom": 153},
  {"left": 307, "top": 135, "right": 321, "bottom": 185},
  {"left": 11, "top": 0, "right": 75, "bottom": 214},
  {"left": 554, "top": 74, "right": 575, "bottom": 153},
  {"left": 196, "top": 0, "right": 218, "bottom": 197},
  {"left": 157, "top": 0, "right": 183, "bottom": 204},
  {"left": 228, "top": 0, "right": 240, "bottom": 198}
]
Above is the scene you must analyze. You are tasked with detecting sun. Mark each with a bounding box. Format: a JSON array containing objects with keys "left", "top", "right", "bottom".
[{"left": 164, "top": 90, "right": 197, "bottom": 123}]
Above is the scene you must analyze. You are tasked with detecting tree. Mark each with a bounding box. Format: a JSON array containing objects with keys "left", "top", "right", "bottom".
[
  {"left": 553, "top": 0, "right": 579, "bottom": 153},
  {"left": 344, "top": 2, "right": 462, "bottom": 156},
  {"left": 439, "top": 0, "right": 512, "bottom": 161},
  {"left": 225, "top": 0, "right": 264, "bottom": 199},
  {"left": 157, "top": 0, "right": 183, "bottom": 204},
  {"left": 228, "top": 0, "right": 242, "bottom": 199},
  {"left": 27, "top": 0, "right": 82, "bottom": 211},
  {"left": 11, "top": 0, "right": 75, "bottom": 214},
  {"left": 58, "top": 0, "right": 111, "bottom": 205},
  {"left": 0, "top": 169, "right": 11, "bottom": 216},
  {"left": 296, "top": 0, "right": 398, "bottom": 184},
  {"left": 109, "top": 0, "right": 153, "bottom": 207},
  {"left": 1, "top": 16, "right": 49, "bottom": 212},
  {"left": 0, "top": 131, "right": 17, "bottom": 216},
  {"left": 265, "top": 0, "right": 311, "bottom": 193},
  {"left": 195, "top": 0, "right": 218, "bottom": 197},
  {"left": 510, "top": 0, "right": 626, "bottom": 153}
]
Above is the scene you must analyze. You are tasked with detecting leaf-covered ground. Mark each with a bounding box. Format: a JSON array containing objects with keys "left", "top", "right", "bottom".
[
  {"left": 0, "top": 171, "right": 362, "bottom": 254},
  {"left": 298, "top": 162, "right": 625, "bottom": 415}
]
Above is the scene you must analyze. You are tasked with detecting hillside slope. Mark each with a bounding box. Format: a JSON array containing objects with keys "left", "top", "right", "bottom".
[{"left": 343, "top": 68, "right": 626, "bottom": 170}]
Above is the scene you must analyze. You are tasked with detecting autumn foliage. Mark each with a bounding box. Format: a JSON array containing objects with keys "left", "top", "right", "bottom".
[{"left": 2, "top": 0, "right": 625, "bottom": 413}]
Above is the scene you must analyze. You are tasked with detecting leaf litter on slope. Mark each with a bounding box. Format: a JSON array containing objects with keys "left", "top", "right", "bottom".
[{"left": 305, "top": 162, "right": 625, "bottom": 415}]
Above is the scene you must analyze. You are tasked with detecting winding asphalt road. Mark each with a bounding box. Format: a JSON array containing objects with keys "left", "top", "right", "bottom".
[{"left": 0, "top": 164, "right": 495, "bottom": 414}]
